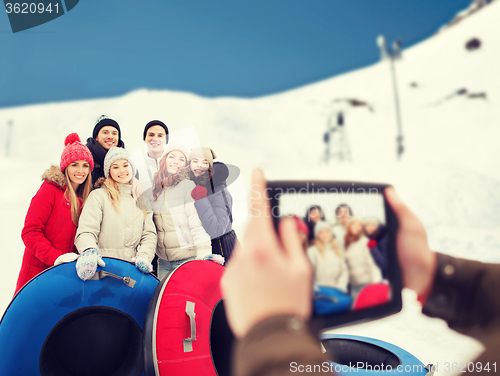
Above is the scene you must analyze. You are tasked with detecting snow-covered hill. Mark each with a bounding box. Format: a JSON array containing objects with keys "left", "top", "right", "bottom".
[
  {"left": 1, "top": 1, "right": 499, "bottom": 374},
  {"left": 441, "top": 0, "right": 498, "bottom": 31}
]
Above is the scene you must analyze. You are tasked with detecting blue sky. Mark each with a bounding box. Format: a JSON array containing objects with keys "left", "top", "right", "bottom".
[{"left": 0, "top": 0, "right": 472, "bottom": 107}]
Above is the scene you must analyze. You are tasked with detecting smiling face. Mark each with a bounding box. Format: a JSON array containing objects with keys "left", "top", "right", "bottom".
[
  {"left": 348, "top": 219, "right": 363, "bottom": 236},
  {"left": 166, "top": 150, "right": 187, "bottom": 175},
  {"left": 145, "top": 125, "right": 167, "bottom": 158},
  {"left": 337, "top": 206, "right": 351, "bottom": 227},
  {"left": 364, "top": 221, "right": 379, "bottom": 236},
  {"left": 317, "top": 227, "right": 333, "bottom": 244},
  {"left": 308, "top": 208, "right": 322, "bottom": 223},
  {"left": 109, "top": 159, "right": 132, "bottom": 184},
  {"left": 96, "top": 126, "right": 119, "bottom": 150},
  {"left": 190, "top": 157, "right": 209, "bottom": 177},
  {"left": 66, "top": 160, "right": 90, "bottom": 189}
]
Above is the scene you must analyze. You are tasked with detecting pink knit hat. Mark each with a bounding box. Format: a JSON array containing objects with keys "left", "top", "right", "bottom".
[{"left": 60, "top": 133, "right": 94, "bottom": 172}]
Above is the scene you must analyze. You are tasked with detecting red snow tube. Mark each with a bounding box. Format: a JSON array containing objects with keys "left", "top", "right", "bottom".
[
  {"left": 144, "top": 260, "right": 234, "bottom": 376},
  {"left": 353, "top": 283, "right": 391, "bottom": 311}
]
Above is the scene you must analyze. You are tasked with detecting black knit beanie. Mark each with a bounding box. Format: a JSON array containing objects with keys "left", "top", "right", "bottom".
[
  {"left": 143, "top": 120, "right": 169, "bottom": 143},
  {"left": 93, "top": 115, "right": 121, "bottom": 142}
]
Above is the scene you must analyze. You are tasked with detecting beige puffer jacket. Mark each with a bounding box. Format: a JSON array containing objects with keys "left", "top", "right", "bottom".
[
  {"left": 151, "top": 179, "right": 211, "bottom": 262},
  {"left": 345, "top": 235, "right": 382, "bottom": 286},
  {"left": 75, "top": 184, "right": 157, "bottom": 263}
]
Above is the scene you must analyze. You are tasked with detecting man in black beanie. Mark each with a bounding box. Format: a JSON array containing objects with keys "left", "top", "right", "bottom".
[
  {"left": 130, "top": 120, "right": 169, "bottom": 190},
  {"left": 143, "top": 120, "right": 169, "bottom": 146},
  {"left": 86, "top": 115, "right": 125, "bottom": 184},
  {"left": 130, "top": 119, "right": 169, "bottom": 278}
]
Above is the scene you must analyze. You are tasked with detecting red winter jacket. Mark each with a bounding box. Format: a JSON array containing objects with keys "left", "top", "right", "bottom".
[{"left": 15, "top": 166, "right": 80, "bottom": 294}]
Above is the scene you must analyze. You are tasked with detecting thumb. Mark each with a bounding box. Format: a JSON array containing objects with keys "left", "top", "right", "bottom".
[
  {"left": 97, "top": 257, "right": 106, "bottom": 268},
  {"left": 384, "top": 186, "right": 411, "bottom": 222}
]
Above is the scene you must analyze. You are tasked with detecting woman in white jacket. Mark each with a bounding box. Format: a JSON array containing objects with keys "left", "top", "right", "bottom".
[
  {"left": 151, "top": 144, "right": 211, "bottom": 279},
  {"left": 74, "top": 147, "right": 157, "bottom": 281},
  {"left": 306, "top": 221, "right": 349, "bottom": 292}
]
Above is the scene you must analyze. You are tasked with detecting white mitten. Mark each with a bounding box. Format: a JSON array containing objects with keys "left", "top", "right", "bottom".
[
  {"left": 76, "top": 249, "right": 106, "bottom": 281},
  {"left": 198, "top": 254, "right": 225, "bottom": 266},
  {"left": 54, "top": 252, "right": 79, "bottom": 266},
  {"left": 131, "top": 256, "right": 153, "bottom": 274}
]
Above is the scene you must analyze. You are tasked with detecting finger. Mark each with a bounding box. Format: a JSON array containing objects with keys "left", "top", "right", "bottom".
[
  {"left": 249, "top": 169, "right": 272, "bottom": 223},
  {"left": 220, "top": 264, "right": 237, "bottom": 302},
  {"left": 245, "top": 169, "right": 279, "bottom": 252},
  {"left": 98, "top": 258, "right": 106, "bottom": 267},
  {"left": 278, "top": 217, "right": 305, "bottom": 261},
  {"left": 384, "top": 186, "right": 412, "bottom": 222}
]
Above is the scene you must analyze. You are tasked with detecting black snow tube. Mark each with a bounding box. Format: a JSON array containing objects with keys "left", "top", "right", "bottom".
[{"left": 321, "top": 334, "right": 428, "bottom": 375}]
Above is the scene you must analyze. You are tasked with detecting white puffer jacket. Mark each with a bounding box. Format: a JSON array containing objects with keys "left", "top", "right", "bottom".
[
  {"left": 307, "top": 244, "right": 349, "bottom": 291},
  {"left": 129, "top": 145, "right": 164, "bottom": 193},
  {"left": 75, "top": 184, "right": 157, "bottom": 263},
  {"left": 151, "top": 179, "right": 211, "bottom": 261},
  {"left": 345, "top": 235, "right": 382, "bottom": 286}
]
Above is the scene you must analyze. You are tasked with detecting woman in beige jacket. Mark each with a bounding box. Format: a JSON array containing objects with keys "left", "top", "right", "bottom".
[
  {"left": 74, "top": 147, "right": 157, "bottom": 281},
  {"left": 151, "top": 144, "right": 211, "bottom": 280}
]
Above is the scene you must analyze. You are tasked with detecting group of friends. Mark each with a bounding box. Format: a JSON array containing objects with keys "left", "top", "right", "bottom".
[
  {"left": 297, "top": 204, "right": 388, "bottom": 299},
  {"left": 15, "top": 115, "right": 238, "bottom": 293}
]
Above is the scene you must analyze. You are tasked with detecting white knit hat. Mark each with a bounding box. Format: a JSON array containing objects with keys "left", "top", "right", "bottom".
[
  {"left": 103, "top": 146, "right": 130, "bottom": 178},
  {"left": 163, "top": 144, "right": 189, "bottom": 161},
  {"left": 190, "top": 147, "right": 217, "bottom": 167},
  {"left": 314, "top": 221, "right": 332, "bottom": 238}
]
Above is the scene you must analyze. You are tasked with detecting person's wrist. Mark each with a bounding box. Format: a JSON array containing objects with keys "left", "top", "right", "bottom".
[
  {"left": 239, "top": 308, "right": 310, "bottom": 339},
  {"left": 243, "top": 314, "right": 308, "bottom": 340},
  {"left": 416, "top": 250, "right": 438, "bottom": 297}
]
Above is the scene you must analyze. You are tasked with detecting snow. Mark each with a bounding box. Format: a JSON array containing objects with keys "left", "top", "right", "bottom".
[{"left": 1, "top": 1, "right": 499, "bottom": 374}]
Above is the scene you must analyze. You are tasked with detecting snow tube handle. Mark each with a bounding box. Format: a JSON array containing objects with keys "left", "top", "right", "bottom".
[
  {"left": 90, "top": 270, "right": 137, "bottom": 288},
  {"left": 183, "top": 301, "right": 196, "bottom": 352}
]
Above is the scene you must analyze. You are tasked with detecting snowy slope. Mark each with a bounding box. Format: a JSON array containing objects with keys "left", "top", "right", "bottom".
[
  {"left": 441, "top": 0, "right": 498, "bottom": 31},
  {"left": 0, "top": 1, "right": 499, "bottom": 374}
]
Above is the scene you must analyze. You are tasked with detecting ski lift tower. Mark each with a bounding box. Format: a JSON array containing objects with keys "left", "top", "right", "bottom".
[
  {"left": 377, "top": 35, "right": 404, "bottom": 160},
  {"left": 323, "top": 109, "right": 352, "bottom": 164}
]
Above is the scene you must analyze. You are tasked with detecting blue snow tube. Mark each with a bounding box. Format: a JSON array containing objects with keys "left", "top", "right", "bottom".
[
  {"left": 321, "top": 334, "right": 429, "bottom": 375},
  {"left": 313, "top": 286, "right": 352, "bottom": 315},
  {"left": 0, "top": 258, "right": 158, "bottom": 376}
]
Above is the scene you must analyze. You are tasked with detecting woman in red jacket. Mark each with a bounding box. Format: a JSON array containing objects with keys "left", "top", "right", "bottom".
[{"left": 15, "top": 133, "right": 94, "bottom": 294}]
